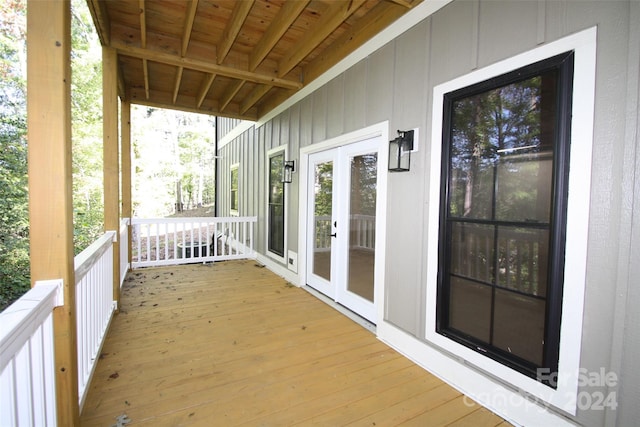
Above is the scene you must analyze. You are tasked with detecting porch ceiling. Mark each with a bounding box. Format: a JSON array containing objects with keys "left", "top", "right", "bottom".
[{"left": 86, "top": 0, "right": 422, "bottom": 121}]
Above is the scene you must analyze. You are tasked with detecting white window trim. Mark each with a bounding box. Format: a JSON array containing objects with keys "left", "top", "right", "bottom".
[
  {"left": 423, "top": 27, "right": 597, "bottom": 416},
  {"left": 230, "top": 163, "right": 239, "bottom": 217},
  {"left": 266, "top": 146, "right": 288, "bottom": 264}
]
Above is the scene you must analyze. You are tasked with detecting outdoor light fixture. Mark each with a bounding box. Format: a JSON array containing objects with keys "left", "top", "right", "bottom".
[
  {"left": 388, "top": 129, "right": 414, "bottom": 172},
  {"left": 283, "top": 160, "right": 295, "bottom": 183}
]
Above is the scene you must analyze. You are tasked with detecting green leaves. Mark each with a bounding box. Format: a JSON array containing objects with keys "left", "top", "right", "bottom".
[{"left": 0, "top": 0, "right": 29, "bottom": 311}]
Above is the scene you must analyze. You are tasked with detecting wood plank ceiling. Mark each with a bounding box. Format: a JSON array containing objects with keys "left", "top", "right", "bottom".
[{"left": 86, "top": 0, "right": 422, "bottom": 121}]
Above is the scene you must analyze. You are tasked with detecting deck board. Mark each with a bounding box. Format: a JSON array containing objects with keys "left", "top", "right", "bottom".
[{"left": 80, "top": 260, "right": 509, "bottom": 426}]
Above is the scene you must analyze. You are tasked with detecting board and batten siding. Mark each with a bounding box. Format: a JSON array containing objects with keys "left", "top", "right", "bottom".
[{"left": 216, "top": 1, "right": 639, "bottom": 426}]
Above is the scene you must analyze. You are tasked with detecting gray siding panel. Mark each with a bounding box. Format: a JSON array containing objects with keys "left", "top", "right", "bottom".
[
  {"left": 365, "top": 42, "right": 395, "bottom": 124},
  {"left": 299, "top": 96, "right": 313, "bottom": 148},
  {"left": 312, "top": 85, "right": 328, "bottom": 143},
  {"left": 344, "top": 61, "right": 367, "bottom": 132},
  {"left": 618, "top": 4, "right": 640, "bottom": 426},
  {"left": 477, "top": 1, "right": 539, "bottom": 68},
  {"left": 428, "top": 0, "right": 476, "bottom": 86},
  {"left": 327, "top": 76, "right": 345, "bottom": 139},
  {"left": 385, "top": 19, "right": 432, "bottom": 335}
]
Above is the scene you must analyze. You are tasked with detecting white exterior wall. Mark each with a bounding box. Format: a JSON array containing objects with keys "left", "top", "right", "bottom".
[{"left": 216, "top": 1, "right": 640, "bottom": 425}]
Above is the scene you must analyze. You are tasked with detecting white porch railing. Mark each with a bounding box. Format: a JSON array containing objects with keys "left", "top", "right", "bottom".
[
  {"left": 74, "top": 231, "right": 117, "bottom": 409},
  {"left": 0, "top": 280, "right": 63, "bottom": 426},
  {"left": 131, "top": 216, "right": 257, "bottom": 268}
]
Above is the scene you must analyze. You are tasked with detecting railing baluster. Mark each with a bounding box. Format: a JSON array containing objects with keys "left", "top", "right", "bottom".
[
  {"left": 155, "top": 222, "right": 160, "bottom": 261},
  {"left": 214, "top": 221, "right": 218, "bottom": 256},
  {"left": 164, "top": 221, "right": 169, "bottom": 261},
  {"left": 135, "top": 223, "right": 140, "bottom": 264},
  {"left": 145, "top": 223, "right": 151, "bottom": 263},
  {"left": 171, "top": 222, "right": 176, "bottom": 261},
  {"left": 242, "top": 220, "right": 247, "bottom": 256},
  {"left": 249, "top": 220, "right": 254, "bottom": 254}
]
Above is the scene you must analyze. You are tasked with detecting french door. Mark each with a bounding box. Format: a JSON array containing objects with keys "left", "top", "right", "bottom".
[{"left": 305, "top": 137, "right": 380, "bottom": 322}]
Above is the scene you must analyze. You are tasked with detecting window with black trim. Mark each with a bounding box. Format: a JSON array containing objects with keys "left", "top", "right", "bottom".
[
  {"left": 230, "top": 165, "right": 239, "bottom": 214},
  {"left": 268, "top": 152, "right": 285, "bottom": 257},
  {"left": 437, "top": 52, "right": 574, "bottom": 384}
]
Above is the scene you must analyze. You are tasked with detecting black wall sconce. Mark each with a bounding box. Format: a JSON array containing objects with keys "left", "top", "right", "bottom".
[
  {"left": 388, "top": 129, "right": 414, "bottom": 172},
  {"left": 283, "top": 160, "right": 295, "bottom": 183}
]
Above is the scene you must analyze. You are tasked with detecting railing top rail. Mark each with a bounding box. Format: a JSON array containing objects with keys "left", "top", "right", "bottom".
[
  {"left": 74, "top": 230, "right": 117, "bottom": 284},
  {"left": 0, "top": 281, "right": 62, "bottom": 372},
  {"left": 131, "top": 216, "right": 257, "bottom": 224}
]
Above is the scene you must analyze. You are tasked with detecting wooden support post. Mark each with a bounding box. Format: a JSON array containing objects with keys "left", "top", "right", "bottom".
[
  {"left": 103, "top": 46, "right": 121, "bottom": 306},
  {"left": 26, "top": 0, "right": 80, "bottom": 424},
  {"left": 121, "top": 100, "right": 132, "bottom": 264}
]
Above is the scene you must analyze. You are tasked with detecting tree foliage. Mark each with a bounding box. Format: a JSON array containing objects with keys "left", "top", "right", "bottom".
[
  {"left": 132, "top": 107, "right": 216, "bottom": 217},
  {"left": 0, "top": 0, "right": 28, "bottom": 311},
  {"left": 1, "top": 0, "right": 105, "bottom": 310},
  {"left": 71, "top": 0, "right": 104, "bottom": 253}
]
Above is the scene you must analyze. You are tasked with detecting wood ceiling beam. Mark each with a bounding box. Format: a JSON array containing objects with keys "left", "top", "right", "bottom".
[
  {"left": 86, "top": 0, "right": 111, "bottom": 46},
  {"left": 196, "top": 73, "right": 216, "bottom": 108},
  {"left": 173, "top": 0, "right": 198, "bottom": 106},
  {"left": 112, "top": 42, "right": 303, "bottom": 90},
  {"left": 218, "top": 0, "right": 255, "bottom": 65},
  {"left": 172, "top": 67, "right": 183, "bottom": 104},
  {"left": 129, "top": 87, "right": 257, "bottom": 121},
  {"left": 142, "top": 59, "right": 150, "bottom": 99},
  {"left": 277, "top": 0, "right": 366, "bottom": 78},
  {"left": 241, "top": 85, "right": 272, "bottom": 115},
  {"left": 385, "top": 0, "right": 414, "bottom": 8},
  {"left": 303, "top": 0, "right": 415, "bottom": 84},
  {"left": 220, "top": 80, "right": 245, "bottom": 112},
  {"left": 118, "top": 62, "right": 127, "bottom": 100},
  {"left": 249, "top": 0, "right": 309, "bottom": 72},
  {"left": 139, "top": 0, "right": 146, "bottom": 48},
  {"left": 139, "top": 0, "right": 149, "bottom": 99},
  {"left": 131, "top": 88, "right": 258, "bottom": 121},
  {"left": 181, "top": 0, "right": 199, "bottom": 57},
  {"left": 256, "top": 88, "right": 295, "bottom": 119}
]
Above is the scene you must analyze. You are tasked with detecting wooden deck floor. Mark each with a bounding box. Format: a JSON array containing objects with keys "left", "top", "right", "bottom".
[{"left": 80, "top": 260, "right": 509, "bottom": 426}]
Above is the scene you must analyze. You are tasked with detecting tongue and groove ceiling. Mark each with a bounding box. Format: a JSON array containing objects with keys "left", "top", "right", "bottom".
[{"left": 87, "top": 0, "right": 422, "bottom": 120}]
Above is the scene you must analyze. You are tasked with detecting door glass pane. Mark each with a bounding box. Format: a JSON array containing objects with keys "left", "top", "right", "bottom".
[
  {"left": 313, "top": 161, "right": 333, "bottom": 281},
  {"left": 347, "top": 153, "right": 377, "bottom": 301}
]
